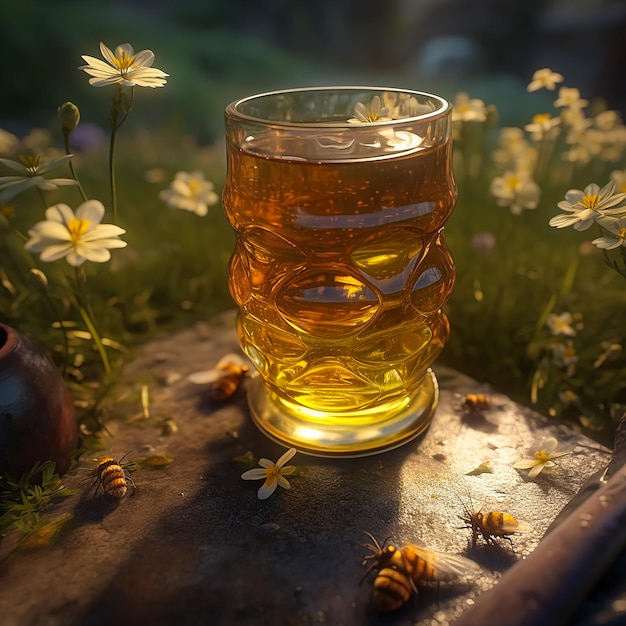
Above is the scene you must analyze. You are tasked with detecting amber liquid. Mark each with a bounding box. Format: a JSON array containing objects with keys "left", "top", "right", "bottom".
[{"left": 224, "top": 135, "right": 456, "bottom": 422}]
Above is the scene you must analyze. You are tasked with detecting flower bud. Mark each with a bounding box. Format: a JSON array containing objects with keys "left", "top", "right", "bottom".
[
  {"left": 58, "top": 102, "right": 81, "bottom": 133},
  {"left": 29, "top": 268, "right": 49, "bottom": 290}
]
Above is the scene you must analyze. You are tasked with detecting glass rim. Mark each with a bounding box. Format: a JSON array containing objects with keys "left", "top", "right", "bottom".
[{"left": 225, "top": 85, "right": 452, "bottom": 128}]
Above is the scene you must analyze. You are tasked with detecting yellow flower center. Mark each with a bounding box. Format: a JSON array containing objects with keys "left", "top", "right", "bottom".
[
  {"left": 113, "top": 50, "right": 136, "bottom": 74},
  {"left": 188, "top": 179, "right": 201, "bottom": 196},
  {"left": 533, "top": 113, "right": 551, "bottom": 124},
  {"left": 583, "top": 194, "right": 599, "bottom": 210},
  {"left": 506, "top": 174, "right": 520, "bottom": 189},
  {"left": 67, "top": 218, "right": 90, "bottom": 244},
  {"left": 620, "top": 228, "right": 626, "bottom": 240},
  {"left": 534, "top": 450, "right": 550, "bottom": 464},
  {"left": 18, "top": 154, "right": 41, "bottom": 174},
  {"left": 364, "top": 112, "right": 381, "bottom": 122},
  {"left": 265, "top": 466, "right": 279, "bottom": 481},
  {"left": 563, "top": 347, "right": 576, "bottom": 359}
]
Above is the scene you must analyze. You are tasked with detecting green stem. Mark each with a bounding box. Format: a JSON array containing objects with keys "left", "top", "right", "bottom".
[
  {"left": 62, "top": 132, "right": 88, "bottom": 202},
  {"left": 535, "top": 135, "right": 556, "bottom": 189},
  {"left": 73, "top": 266, "right": 110, "bottom": 376},
  {"left": 108, "top": 86, "right": 135, "bottom": 223},
  {"left": 35, "top": 188, "right": 49, "bottom": 212},
  {"left": 108, "top": 128, "right": 118, "bottom": 223}
]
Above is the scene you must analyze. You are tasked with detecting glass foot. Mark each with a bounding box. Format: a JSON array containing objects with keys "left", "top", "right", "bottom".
[{"left": 246, "top": 370, "right": 438, "bottom": 457}]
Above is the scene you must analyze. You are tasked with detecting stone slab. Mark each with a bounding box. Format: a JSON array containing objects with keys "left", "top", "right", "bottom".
[{"left": 0, "top": 310, "right": 615, "bottom": 626}]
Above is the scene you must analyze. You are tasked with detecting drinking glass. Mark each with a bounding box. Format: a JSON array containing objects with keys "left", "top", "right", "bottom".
[{"left": 223, "top": 87, "right": 457, "bottom": 456}]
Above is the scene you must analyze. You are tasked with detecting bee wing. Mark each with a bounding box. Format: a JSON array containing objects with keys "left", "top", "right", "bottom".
[
  {"left": 215, "top": 353, "right": 247, "bottom": 369},
  {"left": 408, "top": 545, "right": 481, "bottom": 579},
  {"left": 188, "top": 353, "right": 248, "bottom": 385},
  {"left": 187, "top": 369, "right": 224, "bottom": 384},
  {"left": 501, "top": 514, "right": 534, "bottom": 533}
]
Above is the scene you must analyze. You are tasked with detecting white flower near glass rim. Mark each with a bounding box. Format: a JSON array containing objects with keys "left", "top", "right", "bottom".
[
  {"left": 490, "top": 170, "right": 541, "bottom": 215},
  {"left": 25, "top": 200, "right": 127, "bottom": 267},
  {"left": 451, "top": 92, "right": 487, "bottom": 123},
  {"left": 493, "top": 127, "right": 532, "bottom": 161},
  {"left": 554, "top": 86, "right": 589, "bottom": 110},
  {"left": 347, "top": 96, "right": 392, "bottom": 124},
  {"left": 549, "top": 181, "right": 626, "bottom": 231},
  {"left": 0, "top": 154, "right": 78, "bottom": 203},
  {"left": 159, "top": 171, "right": 219, "bottom": 217},
  {"left": 80, "top": 42, "right": 168, "bottom": 88},
  {"left": 241, "top": 448, "right": 297, "bottom": 500},
  {"left": 524, "top": 113, "right": 561, "bottom": 142},
  {"left": 526, "top": 68, "right": 564, "bottom": 92}
]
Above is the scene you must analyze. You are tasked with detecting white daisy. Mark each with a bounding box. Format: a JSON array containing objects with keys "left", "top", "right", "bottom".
[
  {"left": 241, "top": 448, "right": 297, "bottom": 500},
  {"left": 0, "top": 154, "right": 78, "bottom": 203},
  {"left": 159, "top": 171, "right": 219, "bottom": 216},
  {"left": 25, "top": 200, "right": 127, "bottom": 267},
  {"left": 80, "top": 42, "right": 168, "bottom": 88},
  {"left": 527, "top": 68, "right": 564, "bottom": 92},
  {"left": 549, "top": 181, "right": 626, "bottom": 231}
]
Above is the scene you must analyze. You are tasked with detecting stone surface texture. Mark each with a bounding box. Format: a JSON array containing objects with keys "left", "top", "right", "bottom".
[{"left": 0, "top": 311, "right": 618, "bottom": 626}]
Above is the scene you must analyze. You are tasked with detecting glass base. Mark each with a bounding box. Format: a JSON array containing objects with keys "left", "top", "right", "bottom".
[{"left": 246, "top": 370, "right": 438, "bottom": 457}]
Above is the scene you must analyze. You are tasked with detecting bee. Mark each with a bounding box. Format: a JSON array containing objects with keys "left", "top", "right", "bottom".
[
  {"left": 460, "top": 506, "right": 533, "bottom": 547},
  {"left": 91, "top": 456, "right": 135, "bottom": 498},
  {"left": 361, "top": 531, "right": 480, "bottom": 612},
  {"left": 460, "top": 393, "right": 491, "bottom": 414},
  {"left": 188, "top": 353, "right": 250, "bottom": 402}
]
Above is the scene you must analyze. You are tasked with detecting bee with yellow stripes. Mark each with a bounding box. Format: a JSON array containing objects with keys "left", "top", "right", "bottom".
[
  {"left": 361, "top": 531, "right": 480, "bottom": 612},
  {"left": 91, "top": 455, "right": 135, "bottom": 498},
  {"left": 461, "top": 507, "right": 533, "bottom": 547}
]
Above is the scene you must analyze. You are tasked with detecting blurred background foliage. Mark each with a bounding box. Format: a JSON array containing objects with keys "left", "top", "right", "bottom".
[
  {"left": 3, "top": 0, "right": 625, "bottom": 139},
  {"left": 1, "top": 0, "right": 625, "bottom": 444}
]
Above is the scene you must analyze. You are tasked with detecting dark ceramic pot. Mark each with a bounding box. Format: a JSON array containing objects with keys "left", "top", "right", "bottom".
[{"left": 0, "top": 323, "right": 77, "bottom": 477}]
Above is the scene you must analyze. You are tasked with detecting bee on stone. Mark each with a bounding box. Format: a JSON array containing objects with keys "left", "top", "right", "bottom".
[
  {"left": 460, "top": 505, "right": 533, "bottom": 547},
  {"left": 361, "top": 531, "right": 480, "bottom": 612},
  {"left": 459, "top": 393, "right": 491, "bottom": 414},
  {"left": 91, "top": 455, "right": 136, "bottom": 498},
  {"left": 188, "top": 353, "right": 250, "bottom": 402}
]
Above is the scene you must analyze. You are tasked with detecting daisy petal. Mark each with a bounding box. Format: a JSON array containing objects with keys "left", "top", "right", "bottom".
[
  {"left": 512, "top": 459, "right": 538, "bottom": 469},
  {"left": 38, "top": 243, "right": 75, "bottom": 262},
  {"left": 542, "top": 437, "right": 558, "bottom": 453},
  {"left": 73, "top": 246, "right": 112, "bottom": 263},
  {"left": 241, "top": 468, "right": 268, "bottom": 481},
  {"left": 257, "top": 480, "right": 278, "bottom": 500},
  {"left": 276, "top": 447, "right": 297, "bottom": 468},
  {"left": 276, "top": 475, "right": 291, "bottom": 490},
  {"left": 76, "top": 200, "right": 105, "bottom": 223},
  {"left": 45, "top": 203, "right": 76, "bottom": 224}
]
